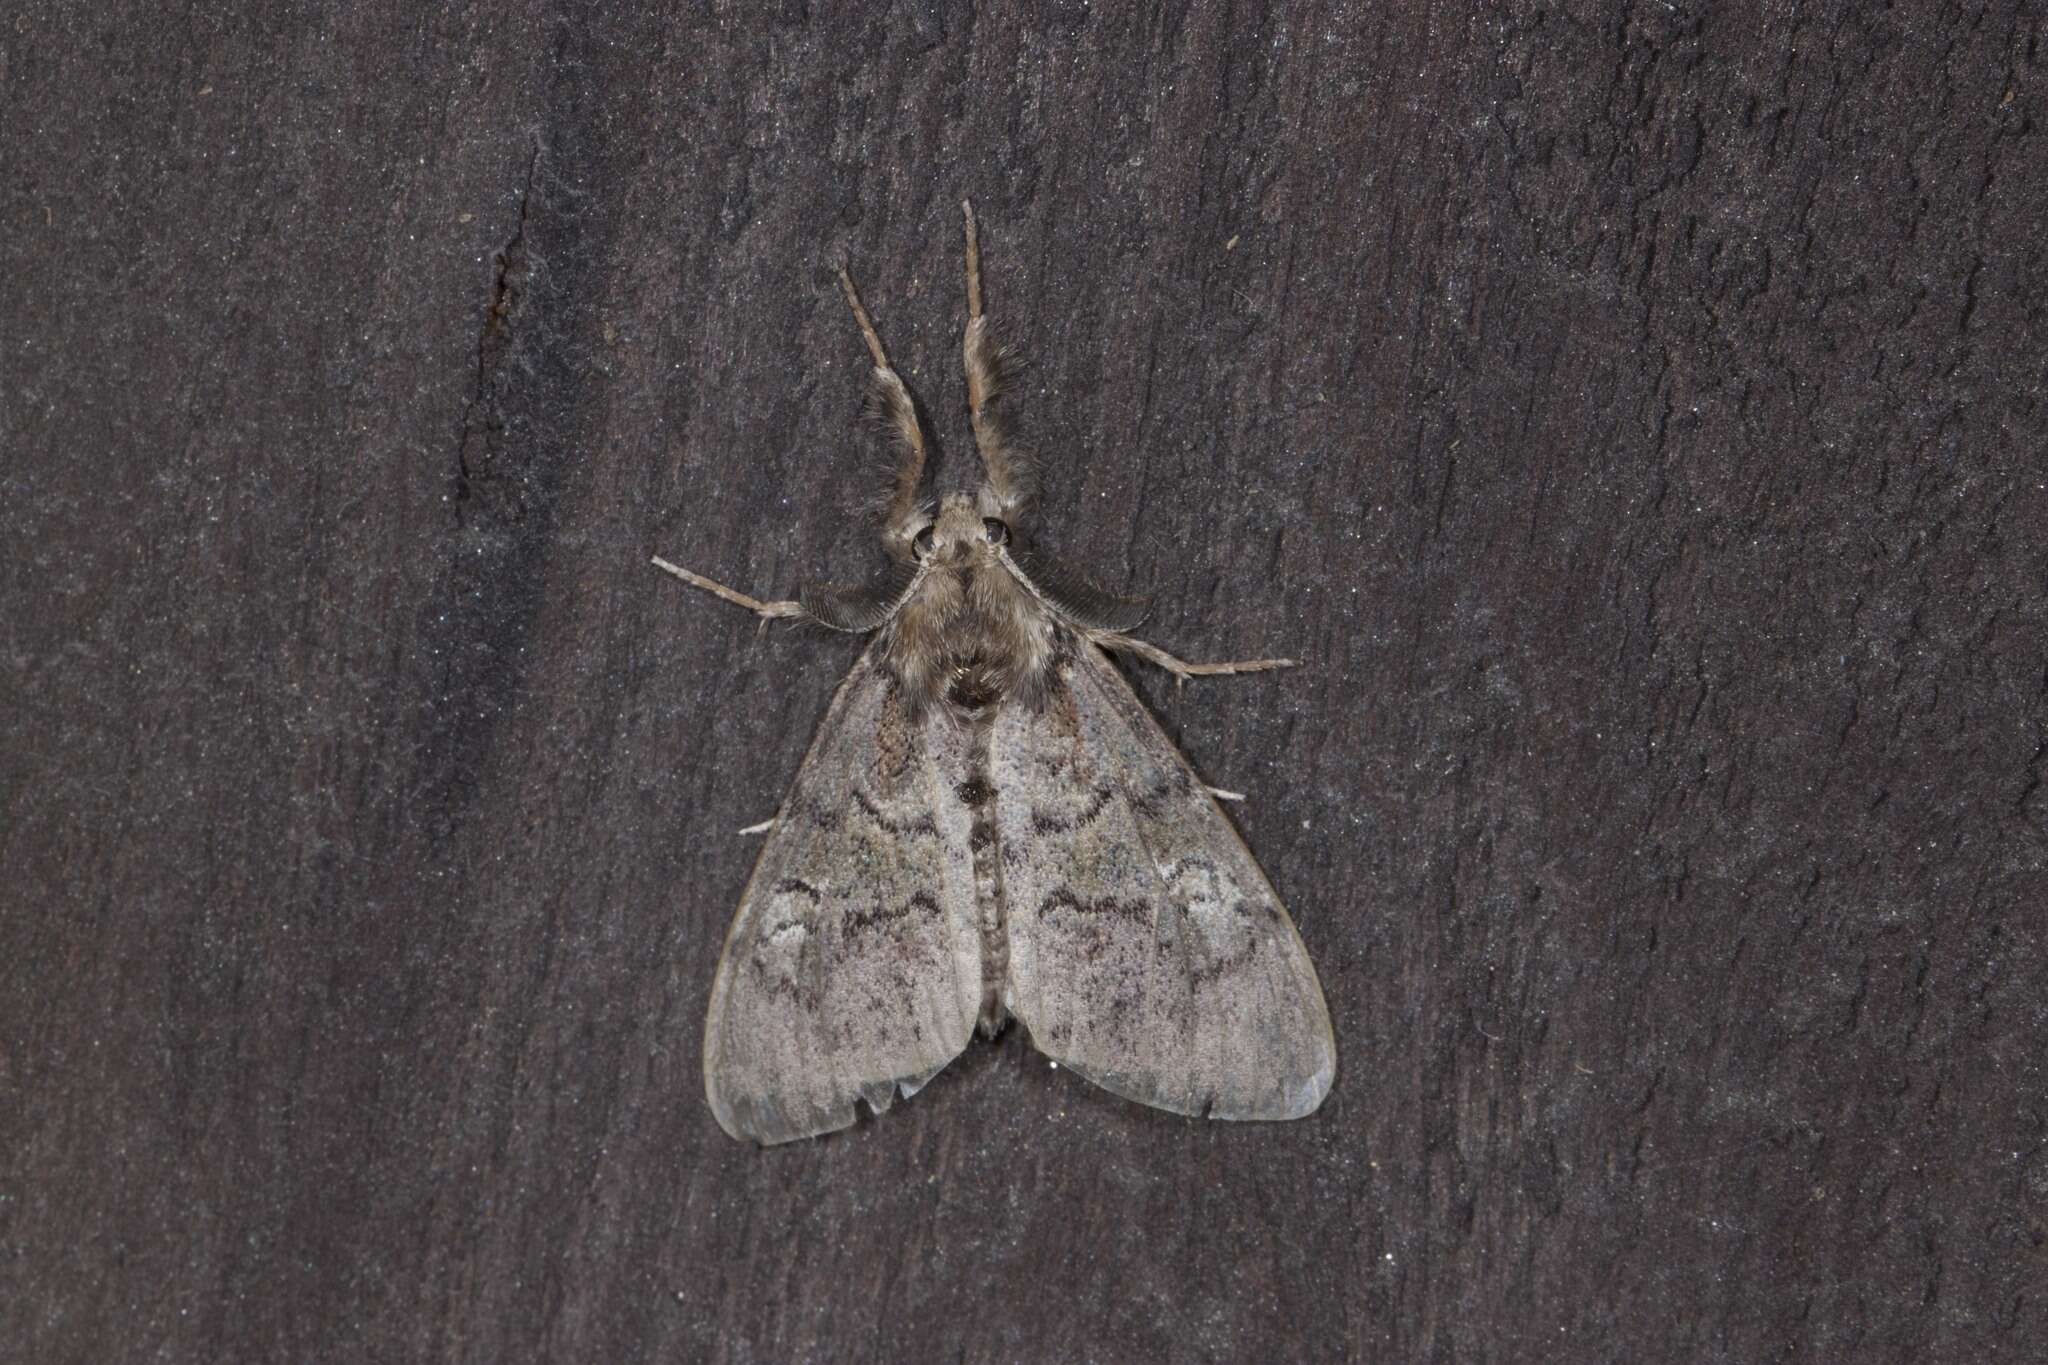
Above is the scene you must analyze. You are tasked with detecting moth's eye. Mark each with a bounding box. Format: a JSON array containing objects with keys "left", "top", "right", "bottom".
[
  {"left": 912, "top": 525, "right": 936, "bottom": 559},
  {"left": 982, "top": 518, "right": 1011, "bottom": 547}
]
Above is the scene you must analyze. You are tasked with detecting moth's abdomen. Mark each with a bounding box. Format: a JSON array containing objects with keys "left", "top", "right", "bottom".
[{"left": 955, "top": 752, "right": 1010, "bottom": 1035}]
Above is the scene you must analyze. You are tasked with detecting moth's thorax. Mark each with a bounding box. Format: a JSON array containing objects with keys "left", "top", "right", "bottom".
[{"left": 884, "top": 493, "right": 1057, "bottom": 714}]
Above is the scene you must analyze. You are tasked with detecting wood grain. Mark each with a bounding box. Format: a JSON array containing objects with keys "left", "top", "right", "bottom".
[{"left": 5, "top": 2, "right": 2044, "bottom": 1359}]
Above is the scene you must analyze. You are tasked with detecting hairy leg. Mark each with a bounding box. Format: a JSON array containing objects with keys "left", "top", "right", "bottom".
[
  {"left": 650, "top": 556, "right": 803, "bottom": 622},
  {"left": 959, "top": 201, "right": 1031, "bottom": 523},
  {"left": 837, "top": 263, "right": 929, "bottom": 559},
  {"left": 1089, "top": 630, "right": 1297, "bottom": 685}
]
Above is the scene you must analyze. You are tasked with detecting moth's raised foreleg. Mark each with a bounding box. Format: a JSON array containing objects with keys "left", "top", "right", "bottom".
[
  {"left": 836, "top": 264, "right": 929, "bottom": 559},
  {"left": 650, "top": 556, "right": 805, "bottom": 622},
  {"left": 960, "top": 200, "right": 1031, "bottom": 523},
  {"left": 1089, "top": 630, "right": 1298, "bottom": 686}
]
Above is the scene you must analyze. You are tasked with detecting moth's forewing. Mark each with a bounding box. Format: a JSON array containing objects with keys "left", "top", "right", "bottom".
[
  {"left": 702, "top": 646, "right": 983, "bottom": 1144},
  {"left": 994, "top": 643, "right": 1336, "bottom": 1120}
]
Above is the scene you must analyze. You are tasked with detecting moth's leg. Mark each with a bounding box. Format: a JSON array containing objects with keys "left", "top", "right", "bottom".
[
  {"left": 836, "top": 264, "right": 929, "bottom": 557},
  {"left": 959, "top": 200, "right": 1031, "bottom": 522},
  {"left": 651, "top": 556, "right": 805, "bottom": 622},
  {"left": 1089, "top": 630, "right": 1297, "bottom": 685}
]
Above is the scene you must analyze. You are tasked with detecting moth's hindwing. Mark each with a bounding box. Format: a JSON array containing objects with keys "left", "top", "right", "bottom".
[
  {"left": 995, "top": 643, "right": 1336, "bottom": 1120},
  {"left": 702, "top": 644, "right": 982, "bottom": 1144}
]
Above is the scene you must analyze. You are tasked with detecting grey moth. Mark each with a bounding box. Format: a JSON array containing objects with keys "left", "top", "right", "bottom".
[{"left": 655, "top": 203, "right": 1335, "bottom": 1144}]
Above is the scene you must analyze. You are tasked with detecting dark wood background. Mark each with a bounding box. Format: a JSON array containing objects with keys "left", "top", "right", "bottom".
[{"left": 6, "top": 2, "right": 2043, "bottom": 1359}]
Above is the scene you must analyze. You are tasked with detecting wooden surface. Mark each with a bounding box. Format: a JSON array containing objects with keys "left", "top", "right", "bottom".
[{"left": 6, "top": 2, "right": 2044, "bottom": 1359}]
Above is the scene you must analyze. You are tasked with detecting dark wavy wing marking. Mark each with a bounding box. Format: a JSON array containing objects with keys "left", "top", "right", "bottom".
[
  {"left": 994, "top": 642, "right": 1335, "bottom": 1120},
  {"left": 702, "top": 643, "right": 981, "bottom": 1144}
]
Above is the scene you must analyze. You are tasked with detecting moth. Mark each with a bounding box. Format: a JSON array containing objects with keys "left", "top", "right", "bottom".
[{"left": 654, "top": 202, "right": 1334, "bottom": 1144}]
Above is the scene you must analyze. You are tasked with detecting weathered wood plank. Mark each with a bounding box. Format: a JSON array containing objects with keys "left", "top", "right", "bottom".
[{"left": 4, "top": 3, "right": 2042, "bottom": 1359}]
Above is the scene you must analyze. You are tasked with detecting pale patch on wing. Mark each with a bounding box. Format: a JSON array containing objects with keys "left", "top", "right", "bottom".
[
  {"left": 702, "top": 644, "right": 982, "bottom": 1144},
  {"left": 995, "top": 643, "right": 1336, "bottom": 1121}
]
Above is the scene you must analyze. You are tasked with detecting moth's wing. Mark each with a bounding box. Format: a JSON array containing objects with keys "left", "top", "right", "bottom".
[
  {"left": 995, "top": 642, "right": 1335, "bottom": 1121},
  {"left": 702, "top": 644, "right": 982, "bottom": 1144}
]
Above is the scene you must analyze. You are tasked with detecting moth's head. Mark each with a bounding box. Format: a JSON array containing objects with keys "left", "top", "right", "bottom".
[
  {"left": 886, "top": 488, "right": 1048, "bottom": 712},
  {"left": 910, "top": 491, "right": 1013, "bottom": 568}
]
